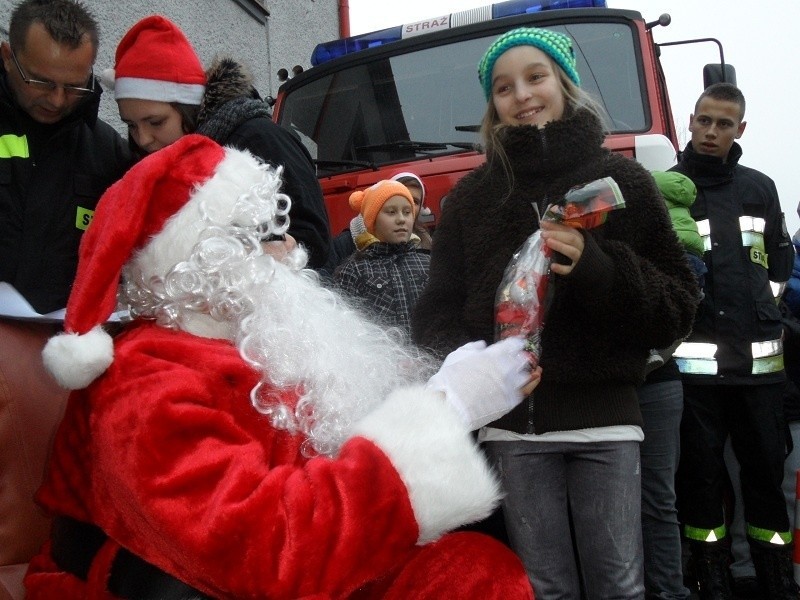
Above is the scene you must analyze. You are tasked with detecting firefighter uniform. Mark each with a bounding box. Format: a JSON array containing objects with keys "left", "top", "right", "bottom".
[{"left": 672, "top": 140, "right": 795, "bottom": 591}]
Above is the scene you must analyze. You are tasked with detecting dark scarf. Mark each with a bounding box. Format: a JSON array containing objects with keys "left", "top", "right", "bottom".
[{"left": 195, "top": 57, "right": 270, "bottom": 145}]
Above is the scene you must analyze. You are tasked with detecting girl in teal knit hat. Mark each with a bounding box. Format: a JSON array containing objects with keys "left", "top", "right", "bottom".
[
  {"left": 475, "top": 27, "right": 608, "bottom": 177},
  {"left": 412, "top": 25, "right": 699, "bottom": 599}
]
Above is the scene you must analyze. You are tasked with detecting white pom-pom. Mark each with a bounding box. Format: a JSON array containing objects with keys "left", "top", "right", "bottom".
[
  {"left": 99, "top": 67, "right": 116, "bottom": 90},
  {"left": 42, "top": 325, "right": 114, "bottom": 390}
]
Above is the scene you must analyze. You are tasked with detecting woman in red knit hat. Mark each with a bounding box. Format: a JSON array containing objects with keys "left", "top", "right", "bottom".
[{"left": 104, "top": 14, "right": 332, "bottom": 270}]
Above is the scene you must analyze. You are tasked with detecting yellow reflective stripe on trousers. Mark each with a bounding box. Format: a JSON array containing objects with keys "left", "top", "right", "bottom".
[
  {"left": 747, "top": 524, "right": 792, "bottom": 545},
  {"left": 684, "top": 524, "right": 727, "bottom": 542},
  {"left": 675, "top": 339, "right": 784, "bottom": 375},
  {"left": 0, "top": 134, "right": 29, "bottom": 158}
]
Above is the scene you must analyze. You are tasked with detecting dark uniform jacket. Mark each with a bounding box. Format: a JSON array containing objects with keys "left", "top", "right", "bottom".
[
  {"left": 0, "top": 68, "right": 130, "bottom": 314},
  {"left": 672, "top": 142, "right": 794, "bottom": 385},
  {"left": 412, "top": 109, "right": 698, "bottom": 434}
]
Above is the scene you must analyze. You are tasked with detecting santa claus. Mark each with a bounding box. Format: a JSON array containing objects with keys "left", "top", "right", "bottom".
[{"left": 24, "top": 134, "right": 538, "bottom": 599}]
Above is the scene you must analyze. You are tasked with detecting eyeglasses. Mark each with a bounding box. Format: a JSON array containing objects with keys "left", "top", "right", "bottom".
[{"left": 10, "top": 47, "right": 94, "bottom": 96}]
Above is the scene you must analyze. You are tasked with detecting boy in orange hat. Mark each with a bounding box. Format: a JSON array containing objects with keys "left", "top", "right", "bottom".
[{"left": 334, "top": 180, "right": 430, "bottom": 335}]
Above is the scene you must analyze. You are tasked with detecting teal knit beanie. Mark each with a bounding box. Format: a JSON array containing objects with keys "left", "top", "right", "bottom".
[{"left": 478, "top": 27, "right": 580, "bottom": 100}]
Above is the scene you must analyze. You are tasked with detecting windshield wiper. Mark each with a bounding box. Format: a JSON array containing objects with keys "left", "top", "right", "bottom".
[
  {"left": 355, "top": 140, "right": 479, "bottom": 154},
  {"left": 314, "top": 158, "right": 378, "bottom": 171}
]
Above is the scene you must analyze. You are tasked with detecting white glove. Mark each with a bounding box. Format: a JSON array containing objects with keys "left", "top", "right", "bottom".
[{"left": 426, "top": 337, "right": 530, "bottom": 431}]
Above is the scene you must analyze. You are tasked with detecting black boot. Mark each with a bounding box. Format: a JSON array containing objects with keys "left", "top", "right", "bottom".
[
  {"left": 688, "top": 540, "right": 733, "bottom": 599},
  {"left": 749, "top": 539, "right": 800, "bottom": 600}
]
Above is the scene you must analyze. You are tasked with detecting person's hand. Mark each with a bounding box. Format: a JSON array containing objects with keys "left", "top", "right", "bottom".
[
  {"left": 426, "top": 337, "right": 532, "bottom": 431},
  {"left": 521, "top": 364, "right": 542, "bottom": 396},
  {"left": 540, "top": 221, "right": 585, "bottom": 276},
  {"left": 261, "top": 233, "right": 297, "bottom": 261}
]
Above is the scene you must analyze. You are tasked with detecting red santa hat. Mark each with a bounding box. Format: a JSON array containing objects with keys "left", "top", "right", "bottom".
[
  {"left": 107, "top": 15, "right": 206, "bottom": 104},
  {"left": 42, "top": 135, "right": 230, "bottom": 390}
]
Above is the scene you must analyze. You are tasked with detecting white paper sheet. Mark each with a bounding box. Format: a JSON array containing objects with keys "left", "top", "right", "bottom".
[{"left": 0, "top": 283, "right": 127, "bottom": 323}]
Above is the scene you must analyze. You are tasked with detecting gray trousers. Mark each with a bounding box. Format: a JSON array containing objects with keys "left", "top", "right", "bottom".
[{"left": 485, "top": 439, "right": 644, "bottom": 599}]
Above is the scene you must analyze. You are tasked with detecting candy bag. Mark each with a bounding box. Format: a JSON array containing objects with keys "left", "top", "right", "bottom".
[{"left": 494, "top": 177, "right": 625, "bottom": 367}]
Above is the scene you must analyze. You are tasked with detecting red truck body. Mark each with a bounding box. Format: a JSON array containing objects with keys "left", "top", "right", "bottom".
[{"left": 272, "top": 1, "right": 721, "bottom": 237}]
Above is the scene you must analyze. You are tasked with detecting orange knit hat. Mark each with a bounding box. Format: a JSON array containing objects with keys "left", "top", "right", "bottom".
[{"left": 349, "top": 180, "right": 415, "bottom": 233}]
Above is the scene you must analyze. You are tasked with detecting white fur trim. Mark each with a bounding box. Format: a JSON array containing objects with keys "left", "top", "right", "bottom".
[
  {"left": 133, "top": 147, "right": 274, "bottom": 283},
  {"left": 352, "top": 386, "right": 502, "bottom": 544},
  {"left": 99, "top": 67, "right": 116, "bottom": 91},
  {"left": 114, "top": 76, "right": 205, "bottom": 104},
  {"left": 42, "top": 325, "right": 114, "bottom": 390}
]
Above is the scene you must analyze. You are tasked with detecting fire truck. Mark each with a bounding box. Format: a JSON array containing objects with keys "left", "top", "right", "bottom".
[{"left": 271, "top": 0, "right": 734, "bottom": 236}]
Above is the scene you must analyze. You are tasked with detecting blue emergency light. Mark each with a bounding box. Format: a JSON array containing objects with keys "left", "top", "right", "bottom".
[{"left": 311, "top": 0, "right": 607, "bottom": 65}]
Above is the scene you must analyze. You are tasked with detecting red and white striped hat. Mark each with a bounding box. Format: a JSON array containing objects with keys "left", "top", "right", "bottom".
[{"left": 108, "top": 15, "right": 206, "bottom": 104}]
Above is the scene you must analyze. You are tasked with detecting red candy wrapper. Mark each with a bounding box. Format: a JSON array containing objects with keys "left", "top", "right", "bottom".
[{"left": 494, "top": 177, "right": 625, "bottom": 367}]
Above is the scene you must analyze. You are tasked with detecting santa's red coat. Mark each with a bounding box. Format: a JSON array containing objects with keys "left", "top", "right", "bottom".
[{"left": 24, "top": 323, "right": 533, "bottom": 599}]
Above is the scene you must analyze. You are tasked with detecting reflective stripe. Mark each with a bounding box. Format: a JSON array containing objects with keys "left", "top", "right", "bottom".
[
  {"left": 675, "top": 357, "right": 717, "bottom": 375},
  {"left": 742, "top": 231, "right": 765, "bottom": 250},
  {"left": 752, "top": 339, "right": 782, "bottom": 358},
  {"left": 697, "top": 219, "right": 712, "bottom": 253},
  {"left": 696, "top": 217, "right": 767, "bottom": 253},
  {"left": 684, "top": 524, "right": 727, "bottom": 542},
  {"left": 675, "top": 338, "right": 784, "bottom": 375},
  {"left": 740, "top": 216, "right": 766, "bottom": 234},
  {"left": 771, "top": 281, "right": 786, "bottom": 299},
  {"left": 674, "top": 342, "right": 718, "bottom": 374},
  {"left": 0, "top": 134, "right": 29, "bottom": 158},
  {"left": 753, "top": 353, "right": 784, "bottom": 375},
  {"left": 747, "top": 524, "right": 792, "bottom": 545},
  {"left": 751, "top": 338, "right": 784, "bottom": 375},
  {"left": 674, "top": 342, "right": 717, "bottom": 359}
]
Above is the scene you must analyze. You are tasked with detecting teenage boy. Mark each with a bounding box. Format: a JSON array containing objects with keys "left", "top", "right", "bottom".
[{"left": 673, "top": 82, "right": 796, "bottom": 598}]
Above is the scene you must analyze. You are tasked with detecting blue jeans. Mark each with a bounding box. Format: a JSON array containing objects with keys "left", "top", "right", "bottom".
[
  {"left": 485, "top": 439, "right": 644, "bottom": 599},
  {"left": 638, "top": 381, "right": 690, "bottom": 599}
]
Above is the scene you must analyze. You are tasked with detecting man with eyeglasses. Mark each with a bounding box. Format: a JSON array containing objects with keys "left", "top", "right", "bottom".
[
  {"left": 1, "top": 0, "right": 130, "bottom": 312},
  {"left": 0, "top": 1, "right": 130, "bottom": 597}
]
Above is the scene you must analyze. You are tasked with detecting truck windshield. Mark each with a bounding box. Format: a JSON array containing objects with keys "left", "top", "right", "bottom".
[{"left": 278, "top": 21, "right": 645, "bottom": 175}]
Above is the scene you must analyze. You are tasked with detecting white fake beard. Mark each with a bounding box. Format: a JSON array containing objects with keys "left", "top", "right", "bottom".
[
  {"left": 123, "top": 214, "right": 435, "bottom": 457},
  {"left": 236, "top": 257, "right": 435, "bottom": 457}
]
